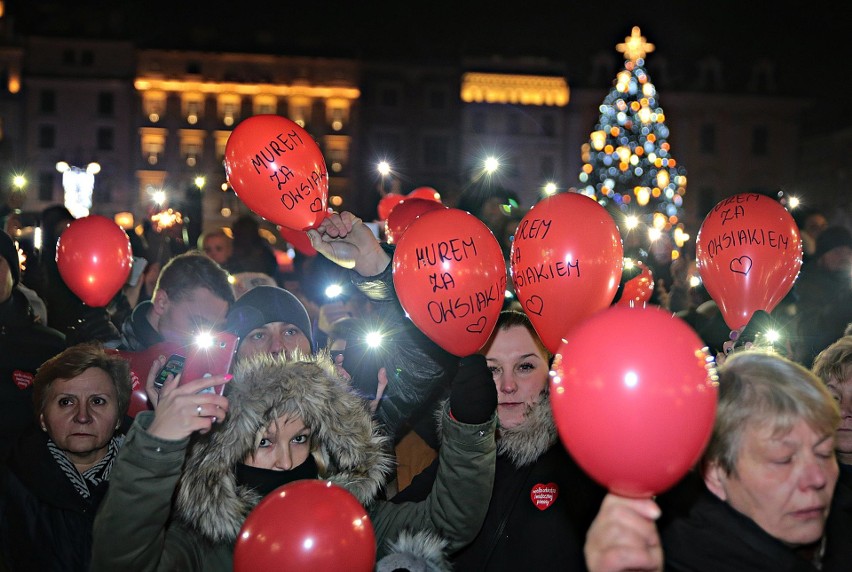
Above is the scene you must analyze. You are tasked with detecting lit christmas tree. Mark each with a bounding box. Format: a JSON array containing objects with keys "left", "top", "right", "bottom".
[{"left": 578, "top": 26, "right": 689, "bottom": 258}]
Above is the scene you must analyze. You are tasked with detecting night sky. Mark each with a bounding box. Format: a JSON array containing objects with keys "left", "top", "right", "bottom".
[{"left": 7, "top": 1, "right": 847, "bottom": 102}]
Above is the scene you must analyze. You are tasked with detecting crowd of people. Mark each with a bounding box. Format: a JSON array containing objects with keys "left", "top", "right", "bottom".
[{"left": 1, "top": 185, "right": 851, "bottom": 571}]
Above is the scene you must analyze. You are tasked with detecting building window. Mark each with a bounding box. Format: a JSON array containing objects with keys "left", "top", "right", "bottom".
[
  {"left": 38, "top": 171, "right": 54, "bottom": 201},
  {"left": 97, "top": 92, "right": 114, "bottom": 116},
  {"left": 97, "top": 127, "right": 114, "bottom": 151},
  {"left": 218, "top": 94, "right": 241, "bottom": 127},
  {"left": 143, "top": 91, "right": 166, "bottom": 123},
  {"left": 423, "top": 136, "right": 449, "bottom": 168},
  {"left": 752, "top": 125, "right": 768, "bottom": 156},
  {"left": 180, "top": 130, "right": 205, "bottom": 167},
  {"left": 39, "top": 90, "right": 56, "bottom": 114},
  {"left": 81, "top": 50, "right": 94, "bottom": 66},
  {"left": 253, "top": 95, "right": 277, "bottom": 116},
  {"left": 327, "top": 100, "right": 349, "bottom": 132},
  {"left": 38, "top": 125, "right": 55, "bottom": 149},
  {"left": 700, "top": 123, "right": 716, "bottom": 154},
  {"left": 186, "top": 61, "right": 201, "bottom": 75},
  {"left": 140, "top": 128, "right": 167, "bottom": 165},
  {"left": 182, "top": 93, "right": 204, "bottom": 125},
  {"left": 472, "top": 111, "right": 486, "bottom": 134},
  {"left": 288, "top": 97, "right": 311, "bottom": 128}
]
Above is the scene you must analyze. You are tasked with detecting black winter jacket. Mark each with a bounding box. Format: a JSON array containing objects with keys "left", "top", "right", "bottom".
[{"left": 0, "top": 429, "right": 110, "bottom": 571}]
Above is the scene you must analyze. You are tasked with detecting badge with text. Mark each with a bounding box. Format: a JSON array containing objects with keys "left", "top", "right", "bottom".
[
  {"left": 13, "top": 370, "right": 34, "bottom": 390},
  {"left": 530, "top": 483, "right": 559, "bottom": 511}
]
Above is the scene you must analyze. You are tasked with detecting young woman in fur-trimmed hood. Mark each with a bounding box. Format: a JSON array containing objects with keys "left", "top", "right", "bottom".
[
  {"left": 393, "top": 311, "right": 607, "bottom": 571},
  {"left": 91, "top": 351, "right": 497, "bottom": 571}
]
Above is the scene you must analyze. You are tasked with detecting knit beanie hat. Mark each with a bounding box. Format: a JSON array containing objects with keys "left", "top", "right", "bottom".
[
  {"left": 225, "top": 285, "right": 312, "bottom": 344},
  {"left": 0, "top": 230, "right": 20, "bottom": 287},
  {"left": 814, "top": 226, "right": 852, "bottom": 261}
]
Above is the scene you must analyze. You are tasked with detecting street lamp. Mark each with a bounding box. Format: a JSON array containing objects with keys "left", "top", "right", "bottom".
[{"left": 56, "top": 161, "right": 100, "bottom": 218}]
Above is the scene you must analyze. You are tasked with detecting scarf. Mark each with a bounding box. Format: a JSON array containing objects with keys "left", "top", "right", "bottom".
[
  {"left": 47, "top": 435, "right": 124, "bottom": 499},
  {"left": 234, "top": 454, "right": 319, "bottom": 498}
]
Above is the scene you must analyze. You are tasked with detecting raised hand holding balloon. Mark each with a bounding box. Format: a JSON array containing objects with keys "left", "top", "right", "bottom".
[
  {"left": 551, "top": 306, "right": 718, "bottom": 497},
  {"left": 224, "top": 115, "right": 328, "bottom": 231},
  {"left": 510, "top": 192, "right": 624, "bottom": 353},
  {"left": 616, "top": 258, "right": 655, "bottom": 307},
  {"left": 695, "top": 193, "right": 802, "bottom": 331},
  {"left": 393, "top": 208, "right": 506, "bottom": 357},
  {"left": 234, "top": 480, "right": 376, "bottom": 572},
  {"left": 56, "top": 215, "right": 133, "bottom": 307}
]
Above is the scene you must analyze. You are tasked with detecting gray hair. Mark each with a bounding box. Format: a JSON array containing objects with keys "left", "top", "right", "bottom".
[{"left": 703, "top": 350, "right": 840, "bottom": 475}]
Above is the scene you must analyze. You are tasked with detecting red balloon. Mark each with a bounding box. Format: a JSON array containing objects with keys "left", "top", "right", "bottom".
[
  {"left": 224, "top": 115, "right": 328, "bottom": 231},
  {"left": 56, "top": 215, "right": 133, "bottom": 307},
  {"left": 617, "top": 259, "right": 654, "bottom": 307},
  {"left": 551, "top": 306, "right": 718, "bottom": 497},
  {"left": 407, "top": 186, "right": 442, "bottom": 202},
  {"left": 384, "top": 198, "right": 446, "bottom": 244},
  {"left": 377, "top": 193, "right": 405, "bottom": 221},
  {"left": 393, "top": 208, "right": 506, "bottom": 356},
  {"left": 695, "top": 193, "right": 802, "bottom": 331},
  {"left": 278, "top": 226, "right": 318, "bottom": 256},
  {"left": 510, "top": 193, "right": 623, "bottom": 353},
  {"left": 234, "top": 480, "right": 375, "bottom": 572}
]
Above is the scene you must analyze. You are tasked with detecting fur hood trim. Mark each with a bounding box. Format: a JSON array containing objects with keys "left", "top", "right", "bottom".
[
  {"left": 376, "top": 530, "right": 451, "bottom": 572},
  {"left": 174, "top": 352, "right": 393, "bottom": 544},
  {"left": 496, "top": 390, "right": 557, "bottom": 466},
  {"left": 434, "top": 392, "right": 556, "bottom": 467}
]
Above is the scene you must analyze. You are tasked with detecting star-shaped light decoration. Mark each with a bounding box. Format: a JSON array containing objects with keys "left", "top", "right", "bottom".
[{"left": 616, "top": 26, "right": 655, "bottom": 62}]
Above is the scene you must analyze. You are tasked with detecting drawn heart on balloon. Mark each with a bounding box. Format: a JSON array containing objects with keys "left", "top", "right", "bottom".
[
  {"left": 729, "top": 256, "right": 753, "bottom": 276},
  {"left": 309, "top": 198, "right": 323, "bottom": 213},
  {"left": 525, "top": 295, "right": 544, "bottom": 316},
  {"left": 466, "top": 316, "right": 487, "bottom": 334}
]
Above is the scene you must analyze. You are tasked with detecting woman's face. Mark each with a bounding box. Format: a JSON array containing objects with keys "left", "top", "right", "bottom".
[
  {"left": 706, "top": 419, "right": 838, "bottom": 546},
  {"left": 244, "top": 414, "right": 312, "bottom": 470},
  {"left": 826, "top": 373, "right": 852, "bottom": 462},
  {"left": 39, "top": 367, "right": 120, "bottom": 467},
  {"left": 485, "top": 325, "right": 549, "bottom": 430}
]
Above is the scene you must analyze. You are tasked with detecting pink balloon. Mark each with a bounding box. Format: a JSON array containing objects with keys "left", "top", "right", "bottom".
[{"left": 551, "top": 306, "right": 717, "bottom": 497}]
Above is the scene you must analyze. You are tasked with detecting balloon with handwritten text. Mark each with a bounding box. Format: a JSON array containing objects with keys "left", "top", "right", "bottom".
[
  {"left": 224, "top": 115, "right": 328, "bottom": 231},
  {"left": 696, "top": 193, "right": 802, "bottom": 331},
  {"left": 393, "top": 208, "right": 506, "bottom": 356},
  {"left": 385, "top": 198, "right": 447, "bottom": 244},
  {"left": 616, "top": 259, "right": 654, "bottom": 307},
  {"left": 510, "top": 193, "right": 624, "bottom": 353},
  {"left": 552, "top": 305, "right": 717, "bottom": 497},
  {"left": 56, "top": 215, "right": 133, "bottom": 307}
]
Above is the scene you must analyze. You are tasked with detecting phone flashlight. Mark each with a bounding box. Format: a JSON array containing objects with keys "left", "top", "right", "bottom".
[
  {"left": 364, "top": 330, "right": 384, "bottom": 349},
  {"left": 325, "top": 283, "right": 344, "bottom": 299},
  {"left": 194, "top": 331, "right": 215, "bottom": 349}
]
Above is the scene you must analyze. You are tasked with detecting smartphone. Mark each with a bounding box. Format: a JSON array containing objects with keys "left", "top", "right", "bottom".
[
  {"left": 127, "top": 256, "right": 149, "bottom": 287},
  {"left": 343, "top": 338, "right": 387, "bottom": 400},
  {"left": 179, "top": 331, "right": 240, "bottom": 395},
  {"left": 153, "top": 353, "right": 186, "bottom": 390}
]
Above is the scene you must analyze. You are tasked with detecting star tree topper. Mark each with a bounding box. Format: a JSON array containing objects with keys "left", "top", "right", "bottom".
[{"left": 616, "top": 26, "right": 655, "bottom": 62}]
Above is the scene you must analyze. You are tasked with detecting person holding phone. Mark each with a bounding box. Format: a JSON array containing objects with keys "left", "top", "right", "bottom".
[{"left": 91, "top": 351, "right": 498, "bottom": 570}]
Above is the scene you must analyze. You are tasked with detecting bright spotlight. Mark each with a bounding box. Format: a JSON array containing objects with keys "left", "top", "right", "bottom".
[
  {"left": 625, "top": 215, "right": 640, "bottom": 230},
  {"left": 648, "top": 228, "right": 662, "bottom": 242},
  {"left": 152, "top": 190, "right": 167, "bottom": 206},
  {"left": 365, "top": 331, "right": 384, "bottom": 348},
  {"left": 483, "top": 157, "right": 500, "bottom": 174},
  {"left": 377, "top": 161, "right": 391, "bottom": 176},
  {"left": 788, "top": 196, "right": 800, "bottom": 209},
  {"left": 544, "top": 182, "right": 557, "bottom": 196}
]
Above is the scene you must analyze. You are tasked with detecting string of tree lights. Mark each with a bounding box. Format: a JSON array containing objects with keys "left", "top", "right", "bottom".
[{"left": 578, "top": 26, "right": 689, "bottom": 259}]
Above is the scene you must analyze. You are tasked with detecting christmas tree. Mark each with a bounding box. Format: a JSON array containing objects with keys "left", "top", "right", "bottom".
[{"left": 578, "top": 27, "right": 688, "bottom": 259}]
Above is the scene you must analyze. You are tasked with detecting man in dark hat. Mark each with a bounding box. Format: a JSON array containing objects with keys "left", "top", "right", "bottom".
[
  {"left": 795, "top": 225, "right": 852, "bottom": 366},
  {"left": 0, "top": 230, "right": 66, "bottom": 459},
  {"left": 224, "top": 285, "right": 313, "bottom": 362}
]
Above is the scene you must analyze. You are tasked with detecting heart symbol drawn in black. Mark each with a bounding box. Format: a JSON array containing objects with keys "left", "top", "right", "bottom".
[
  {"left": 526, "top": 295, "right": 544, "bottom": 316},
  {"left": 466, "top": 316, "right": 487, "bottom": 334},
  {"left": 729, "top": 256, "right": 753, "bottom": 276},
  {"left": 309, "top": 198, "right": 323, "bottom": 213}
]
